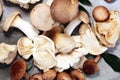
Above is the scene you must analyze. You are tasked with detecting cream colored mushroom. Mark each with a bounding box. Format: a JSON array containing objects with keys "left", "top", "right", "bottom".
[
  {"left": 17, "top": 37, "right": 34, "bottom": 60},
  {"left": 0, "top": 43, "right": 17, "bottom": 64},
  {"left": 79, "top": 23, "right": 108, "bottom": 55},
  {"left": 8, "top": 0, "right": 41, "bottom": 9},
  {"left": 2, "top": 11, "right": 39, "bottom": 40},
  {"left": 30, "top": 3, "right": 56, "bottom": 31},
  {"left": 94, "top": 10, "right": 120, "bottom": 47},
  {"left": 64, "top": 11, "right": 89, "bottom": 35},
  {"left": 33, "top": 35, "right": 56, "bottom": 72}
]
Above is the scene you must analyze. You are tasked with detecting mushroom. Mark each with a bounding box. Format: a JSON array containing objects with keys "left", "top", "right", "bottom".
[
  {"left": 10, "top": 59, "right": 29, "bottom": 80},
  {"left": 83, "top": 56, "right": 100, "bottom": 75},
  {"left": 104, "top": 0, "right": 116, "bottom": 3},
  {"left": 2, "top": 11, "right": 39, "bottom": 40},
  {"left": 8, "top": 0, "right": 41, "bottom": 9},
  {"left": 92, "top": 6, "right": 110, "bottom": 22},
  {"left": 30, "top": 73, "right": 43, "bottom": 80},
  {"left": 64, "top": 11, "right": 89, "bottom": 35},
  {"left": 79, "top": 23, "right": 108, "bottom": 55},
  {"left": 94, "top": 10, "right": 120, "bottom": 47},
  {"left": 70, "top": 69, "right": 85, "bottom": 80},
  {"left": 50, "top": 0, "right": 79, "bottom": 24},
  {"left": 57, "top": 72, "right": 72, "bottom": 80},
  {"left": 33, "top": 35, "right": 56, "bottom": 72},
  {"left": 17, "top": 37, "right": 34, "bottom": 60},
  {"left": 0, "top": 42, "right": 17, "bottom": 65},
  {"left": 0, "top": 1, "right": 2, "bottom": 17},
  {"left": 42, "top": 69, "right": 57, "bottom": 80},
  {"left": 55, "top": 48, "right": 88, "bottom": 72},
  {"left": 30, "top": 3, "right": 55, "bottom": 31}
]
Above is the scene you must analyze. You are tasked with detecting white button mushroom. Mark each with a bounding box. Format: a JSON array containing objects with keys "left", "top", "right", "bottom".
[
  {"left": 64, "top": 11, "right": 90, "bottom": 35},
  {"left": 2, "top": 11, "right": 39, "bottom": 40},
  {"left": 0, "top": 43, "right": 17, "bottom": 64},
  {"left": 79, "top": 24, "right": 108, "bottom": 55}
]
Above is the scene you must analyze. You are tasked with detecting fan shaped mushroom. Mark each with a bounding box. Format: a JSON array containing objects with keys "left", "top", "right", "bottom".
[
  {"left": 79, "top": 23, "right": 108, "bottom": 55},
  {"left": 94, "top": 10, "right": 120, "bottom": 47},
  {"left": 2, "top": 11, "right": 39, "bottom": 40},
  {"left": 0, "top": 43, "right": 17, "bottom": 64},
  {"left": 17, "top": 37, "right": 34, "bottom": 60}
]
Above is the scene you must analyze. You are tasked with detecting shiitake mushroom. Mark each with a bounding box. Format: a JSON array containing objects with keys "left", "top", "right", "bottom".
[
  {"left": 50, "top": 0, "right": 79, "bottom": 24},
  {"left": 92, "top": 6, "right": 110, "bottom": 22}
]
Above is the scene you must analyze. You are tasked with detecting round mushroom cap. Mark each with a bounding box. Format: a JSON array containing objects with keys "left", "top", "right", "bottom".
[
  {"left": 30, "top": 73, "right": 43, "bottom": 80},
  {"left": 0, "top": 2, "right": 3, "bottom": 17},
  {"left": 92, "top": 6, "right": 110, "bottom": 22},
  {"left": 10, "top": 59, "right": 26, "bottom": 80},
  {"left": 50, "top": 0, "right": 79, "bottom": 24},
  {"left": 2, "top": 11, "right": 20, "bottom": 31},
  {"left": 30, "top": 3, "right": 55, "bottom": 31}
]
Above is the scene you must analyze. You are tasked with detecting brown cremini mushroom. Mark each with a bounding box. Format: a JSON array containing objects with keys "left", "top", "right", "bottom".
[
  {"left": 83, "top": 56, "right": 100, "bottom": 75},
  {"left": 50, "top": 0, "right": 79, "bottom": 24},
  {"left": 10, "top": 59, "right": 28, "bottom": 80},
  {"left": 57, "top": 72, "right": 72, "bottom": 80},
  {"left": 70, "top": 69, "right": 85, "bottom": 80},
  {"left": 42, "top": 69, "right": 57, "bottom": 80},
  {"left": 92, "top": 6, "right": 110, "bottom": 22},
  {"left": 30, "top": 73, "right": 43, "bottom": 80}
]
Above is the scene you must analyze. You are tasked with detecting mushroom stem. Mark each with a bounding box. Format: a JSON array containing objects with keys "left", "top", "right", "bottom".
[
  {"left": 11, "top": 16, "right": 39, "bottom": 40},
  {"left": 94, "top": 55, "right": 101, "bottom": 63},
  {"left": 64, "top": 17, "right": 81, "bottom": 35}
]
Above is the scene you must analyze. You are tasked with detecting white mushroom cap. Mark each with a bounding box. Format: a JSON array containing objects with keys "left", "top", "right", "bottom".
[
  {"left": 17, "top": 37, "right": 34, "bottom": 60},
  {"left": 79, "top": 24, "right": 108, "bottom": 55},
  {"left": 0, "top": 43, "right": 17, "bottom": 64},
  {"left": 94, "top": 10, "right": 120, "bottom": 47},
  {"left": 30, "top": 3, "right": 55, "bottom": 31}
]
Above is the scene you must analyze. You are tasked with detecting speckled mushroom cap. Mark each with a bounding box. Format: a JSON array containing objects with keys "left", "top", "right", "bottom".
[{"left": 2, "top": 11, "right": 20, "bottom": 31}]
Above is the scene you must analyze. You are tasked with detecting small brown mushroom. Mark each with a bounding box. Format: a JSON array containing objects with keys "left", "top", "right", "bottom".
[
  {"left": 42, "top": 69, "right": 57, "bottom": 80},
  {"left": 30, "top": 73, "right": 43, "bottom": 80},
  {"left": 10, "top": 59, "right": 28, "bottom": 80},
  {"left": 92, "top": 6, "right": 110, "bottom": 22},
  {"left": 57, "top": 72, "right": 72, "bottom": 80},
  {"left": 50, "top": 0, "right": 79, "bottom": 24},
  {"left": 70, "top": 69, "right": 85, "bottom": 80},
  {"left": 83, "top": 56, "right": 100, "bottom": 75},
  {"left": 104, "top": 0, "right": 116, "bottom": 3}
]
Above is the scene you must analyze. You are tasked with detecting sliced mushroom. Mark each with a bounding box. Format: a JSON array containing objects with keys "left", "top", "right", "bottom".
[
  {"left": 2, "top": 11, "right": 39, "bottom": 40},
  {"left": 64, "top": 11, "right": 89, "bottom": 35},
  {"left": 30, "top": 3, "right": 55, "bottom": 31},
  {"left": 50, "top": 0, "right": 79, "bottom": 24},
  {"left": 17, "top": 37, "right": 34, "bottom": 60},
  {"left": 0, "top": 43, "right": 17, "bottom": 64},
  {"left": 79, "top": 23, "right": 108, "bottom": 55},
  {"left": 94, "top": 10, "right": 120, "bottom": 47}
]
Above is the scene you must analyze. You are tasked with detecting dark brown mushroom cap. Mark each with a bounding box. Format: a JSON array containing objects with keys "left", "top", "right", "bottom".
[
  {"left": 92, "top": 6, "right": 110, "bottom": 22},
  {"left": 83, "top": 59, "right": 99, "bottom": 75},
  {"left": 50, "top": 0, "right": 79, "bottom": 24},
  {"left": 2, "top": 11, "right": 20, "bottom": 31},
  {"left": 10, "top": 59, "right": 26, "bottom": 80},
  {"left": 57, "top": 72, "right": 72, "bottom": 80},
  {"left": 30, "top": 73, "right": 43, "bottom": 80}
]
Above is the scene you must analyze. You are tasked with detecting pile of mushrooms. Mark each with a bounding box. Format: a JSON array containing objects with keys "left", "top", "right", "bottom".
[{"left": 1, "top": 0, "right": 120, "bottom": 79}]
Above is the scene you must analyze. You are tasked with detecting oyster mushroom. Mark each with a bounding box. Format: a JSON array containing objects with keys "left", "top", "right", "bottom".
[
  {"left": 79, "top": 23, "right": 108, "bottom": 55},
  {"left": 17, "top": 37, "right": 34, "bottom": 60},
  {"left": 33, "top": 35, "right": 56, "bottom": 72},
  {"left": 8, "top": 0, "right": 41, "bottom": 9},
  {"left": 30, "top": 3, "right": 55, "bottom": 31},
  {"left": 94, "top": 10, "right": 120, "bottom": 47},
  {"left": 2, "top": 11, "right": 39, "bottom": 40},
  {"left": 0, "top": 43, "right": 17, "bottom": 64},
  {"left": 64, "top": 11, "right": 89, "bottom": 35},
  {"left": 50, "top": 0, "right": 79, "bottom": 24}
]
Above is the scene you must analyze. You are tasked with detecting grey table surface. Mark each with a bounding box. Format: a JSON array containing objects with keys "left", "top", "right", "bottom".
[{"left": 0, "top": 0, "right": 120, "bottom": 80}]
